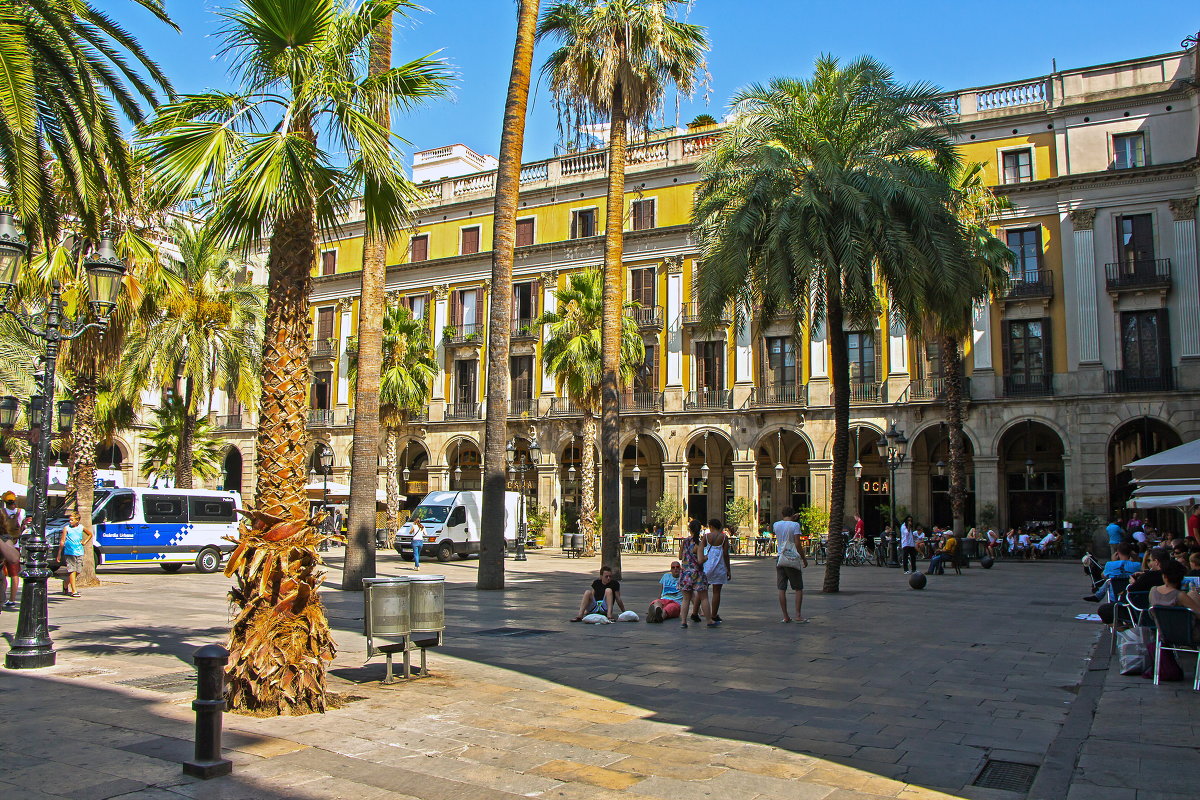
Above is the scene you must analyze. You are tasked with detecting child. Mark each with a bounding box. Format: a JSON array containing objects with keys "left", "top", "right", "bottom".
[{"left": 56, "top": 511, "right": 92, "bottom": 597}]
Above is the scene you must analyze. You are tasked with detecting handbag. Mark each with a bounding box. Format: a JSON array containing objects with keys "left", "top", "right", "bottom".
[
  {"left": 1116, "top": 626, "right": 1149, "bottom": 675},
  {"left": 777, "top": 537, "right": 804, "bottom": 570}
]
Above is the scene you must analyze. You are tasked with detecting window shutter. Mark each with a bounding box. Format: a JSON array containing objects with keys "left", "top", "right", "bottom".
[
  {"left": 411, "top": 235, "right": 428, "bottom": 262},
  {"left": 1000, "top": 320, "right": 1012, "bottom": 377},
  {"left": 516, "top": 218, "right": 534, "bottom": 247},
  {"left": 321, "top": 251, "right": 336, "bottom": 275},
  {"left": 461, "top": 227, "right": 480, "bottom": 255},
  {"left": 873, "top": 329, "right": 883, "bottom": 385},
  {"left": 316, "top": 307, "right": 334, "bottom": 340},
  {"left": 1040, "top": 317, "right": 1053, "bottom": 392},
  {"left": 451, "top": 291, "right": 461, "bottom": 326},
  {"left": 570, "top": 211, "right": 578, "bottom": 239},
  {"left": 1157, "top": 308, "right": 1171, "bottom": 378}
]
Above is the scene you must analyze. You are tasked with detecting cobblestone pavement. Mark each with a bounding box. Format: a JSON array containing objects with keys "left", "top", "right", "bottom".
[{"left": 0, "top": 550, "right": 1186, "bottom": 799}]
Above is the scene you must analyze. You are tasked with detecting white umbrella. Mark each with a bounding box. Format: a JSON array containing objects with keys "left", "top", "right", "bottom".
[
  {"left": 1129, "top": 494, "right": 1199, "bottom": 510},
  {"left": 1126, "top": 439, "right": 1200, "bottom": 483}
]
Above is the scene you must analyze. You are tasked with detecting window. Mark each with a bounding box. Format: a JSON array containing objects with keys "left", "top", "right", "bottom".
[
  {"left": 847, "top": 332, "right": 876, "bottom": 384},
  {"left": 510, "top": 355, "right": 534, "bottom": 400},
  {"left": 1006, "top": 228, "right": 1042, "bottom": 281},
  {"left": 188, "top": 497, "right": 237, "bottom": 523},
  {"left": 410, "top": 234, "right": 429, "bottom": 262},
  {"left": 455, "top": 360, "right": 477, "bottom": 405},
  {"left": 405, "top": 294, "right": 427, "bottom": 321},
  {"left": 1122, "top": 309, "right": 1169, "bottom": 380},
  {"left": 631, "top": 199, "right": 656, "bottom": 231},
  {"left": 452, "top": 288, "right": 478, "bottom": 326},
  {"left": 1003, "top": 319, "right": 1051, "bottom": 394},
  {"left": 1002, "top": 149, "right": 1033, "bottom": 183},
  {"left": 1113, "top": 133, "right": 1145, "bottom": 169},
  {"left": 694, "top": 341, "right": 724, "bottom": 391},
  {"left": 512, "top": 282, "right": 536, "bottom": 324},
  {"left": 460, "top": 226, "right": 481, "bottom": 255},
  {"left": 315, "top": 307, "right": 335, "bottom": 340},
  {"left": 631, "top": 267, "right": 656, "bottom": 308},
  {"left": 763, "top": 337, "right": 797, "bottom": 386},
  {"left": 143, "top": 495, "right": 187, "bottom": 524},
  {"left": 516, "top": 217, "right": 535, "bottom": 247},
  {"left": 570, "top": 208, "right": 597, "bottom": 239},
  {"left": 1116, "top": 214, "right": 1155, "bottom": 267},
  {"left": 105, "top": 493, "right": 135, "bottom": 523},
  {"left": 320, "top": 250, "right": 336, "bottom": 276},
  {"left": 636, "top": 345, "right": 659, "bottom": 392},
  {"left": 311, "top": 371, "right": 332, "bottom": 410}
]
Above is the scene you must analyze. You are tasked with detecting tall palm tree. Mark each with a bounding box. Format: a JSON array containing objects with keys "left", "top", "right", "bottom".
[
  {"left": 348, "top": 305, "right": 436, "bottom": 534},
  {"left": 0, "top": 0, "right": 175, "bottom": 245},
  {"left": 539, "top": 270, "right": 643, "bottom": 549},
  {"left": 693, "top": 58, "right": 975, "bottom": 592},
  {"left": 479, "top": 0, "right": 541, "bottom": 592},
  {"left": 537, "top": 0, "right": 707, "bottom": 577},
  {"left": 931, "top": 162, "right": 1012, "bottom": 535},
  {"left": 117, "top": 222, "right": 264, "bottom": 489},
  {"left": 140, "top": 397, "right": 224, "bottom": 485},
  {"left": 139, "top": 0, "right": 450, "bottom": 716}
]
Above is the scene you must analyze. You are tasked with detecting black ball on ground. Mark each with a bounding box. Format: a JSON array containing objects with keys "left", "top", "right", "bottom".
[
  {"left": 980, "top": 556, "right": 995, "bottom": 569},
  {"left": 908, "top": 572, "right": 927, "bottom": 590}
]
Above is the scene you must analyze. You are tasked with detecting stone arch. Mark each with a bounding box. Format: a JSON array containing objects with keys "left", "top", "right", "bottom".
[
  {"left": 991, "top": 415, "right": 1071, "bottom": 460},
  {"left": 441, "top": 435, "right": 481, "bottom": 467},
  {"left": 675, "top": 426, "right": 735, "bottom": 463},
  {"left": 817, "top": 421, "right": 885, "bottom": 461},
  {"left": 1107, "top": 417, "right": 1181, "bottom": 522}
]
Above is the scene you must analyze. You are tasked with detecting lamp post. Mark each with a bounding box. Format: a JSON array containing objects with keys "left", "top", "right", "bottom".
[
  {"left": 0, "top": 211, "right": 126, "bottom": 669},
  {"left": 506, "top": 437, "right": 539, "bottom": 562},
  {"left": 876, "top": 423, "right": 908, "bottom": 568}
]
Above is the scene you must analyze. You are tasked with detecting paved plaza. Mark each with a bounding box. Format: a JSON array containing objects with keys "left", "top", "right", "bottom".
[{"left": 1, "top": 550, "right": 1196, "bottom": 800}]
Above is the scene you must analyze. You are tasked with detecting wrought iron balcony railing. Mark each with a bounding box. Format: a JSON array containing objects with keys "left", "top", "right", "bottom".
[
  {"left": 511, "top": 318, "right": 539, "bottom": 341},
  {"left": 548, "top": 397, "right": 584, "bottom": 416},
  {"left": 309, "top": 338, "right": 336, "bottom": 358},
  {"left": 685, "top": 389, "right": 733, "bottom": 410},
  {"left": 621, "top": 390, "right": 665, "bottom": 413},
  {"left": 1004, "top": 270, "right": 1054, "bottom": 301},
  {"left": 307, "top": 409, "right": 335, "bottom": 426},
  {"left": 631, "top": 305, "right": 663, "bottom": 330},
  {"left": 849, "top": 381, "right": 884, "bottom": 405},
  {"left": 508, "top": 397, "right": 537, "bottom": 417},
  {"left": 1003, "top": 374, "right": 1053, "bottom": 397},
  {"left": 445, "top": 401, "right": 481, "bottom": 421},
  {"left": 1105, "top": 368, "right": 1176, "bottom": 393},
  {"left": 1104, "top": 259, "right": 1171, "bottom": 292},
  {"left": 749, "top": 384, "right": 808, "bottom": 408}
]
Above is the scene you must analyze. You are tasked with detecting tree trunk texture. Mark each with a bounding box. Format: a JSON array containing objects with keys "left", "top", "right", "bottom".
[
  {"left": 943, "top": 335, "right": 968, "bottom": 535},
  {"left": 384, "top": 428, "right": 400, "bottom": 531},
  {"left": 71, "top": 371, "right": 99, "bottom": 588},
  {"left": 600, "top": 83, "right": 627, "bottom": 579},
  {"left": 581, "top": 413, "right": 598, "bottom": 546},
  {"left": 822, "top": 281, "right": 849, "bottom": 593},
  {"left": 176, "top": 376, "right": 195, "bottom": 489},
  {"left": 479, "top": 0, "right": 539, "bottom": 591},
  {"left": 342, "top": 14, "right": 394, "bottom": 591}
]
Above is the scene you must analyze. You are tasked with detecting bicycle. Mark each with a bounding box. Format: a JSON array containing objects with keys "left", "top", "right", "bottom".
[{"left": 844, "top": 539, "right": 870, "bottom": 566}]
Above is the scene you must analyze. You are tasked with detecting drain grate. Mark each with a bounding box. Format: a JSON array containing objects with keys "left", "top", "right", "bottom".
[
  {"left": 473, "top": 627, "right": 556, "bottom": 638},
  {"left": 973, "top": 759, "right": 1038, "bottom": 793},
  {"left": 117, "top": 671, "right": 196, "bottom": 694}
]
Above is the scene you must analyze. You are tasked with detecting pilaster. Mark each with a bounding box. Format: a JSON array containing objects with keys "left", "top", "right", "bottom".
[
  {"left": 1069, "top": 208, "right": 1101, "bottom": 365},
  {"left": 1170, "top": 198, "right": 1199, "bottom": 359}
]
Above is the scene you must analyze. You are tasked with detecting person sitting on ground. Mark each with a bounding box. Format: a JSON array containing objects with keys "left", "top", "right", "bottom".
[
  {"left": 647, "top": 561, "right": 684, "bottom": 623},
  {"left": 1084, "top": 543, "right": 1141, "bottom": 602},
  {"left": 571, "top": 565, "right": 625, "bottom": 622},
  {"left": 926, "top": 531, "right": 959, "bottom": 575}
]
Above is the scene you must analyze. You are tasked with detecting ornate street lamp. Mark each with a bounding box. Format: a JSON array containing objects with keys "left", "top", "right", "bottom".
[
  {"left": 506, "top": 437, "right": 538, "bottom": 561},
  {"left": 0, "top": 213, "right": 126, "bottom": 669},
  {"left": 632, "top": 433, "right": 641, "bottom": 484},
  {"left": 877, "top": 422, "right": 907, "bottom": 568},
  {"left": 775, "top": 430, "right": 785, "bottom": 482}
]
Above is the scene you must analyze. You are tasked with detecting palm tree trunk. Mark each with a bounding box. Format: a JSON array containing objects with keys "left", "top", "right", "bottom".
[
  {"left": 176, "top": 376, "right": 195, "bottom": 489},
  {"left": 600, "top": 83, "right": 627, "bottom": 579},
  {"left": 71, "top": 371, "right": 100, "bottom": 588},
  {"left": 581, "top": 412, "right": 597, "bottom": 544},
  {"left": 823, "top": 280, "right": 848, "bottom": 593},
  {"left": 479, "top": 0, "right": 539, "bottom": 591},
  {"left": 342, "top": 13, "right": 394, "bottom": 590},
  {"left": 943, "top": 335, "right": 967, "bottom": 535},
  {"left": 385, "top": 428, "right": 400, "bottom": 530}
]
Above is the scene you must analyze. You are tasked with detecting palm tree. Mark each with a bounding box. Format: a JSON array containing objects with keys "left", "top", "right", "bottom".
[
  {"left": 140, "top": 397, "right": 224, "bottom": 485},
  {"left": 478, "top": 0, "right": 541, "bottom": 592},
  {"left": 539, "top": 270, "right": 643, "bottom": 549},
  {"left": 348, "top": 305, "right": 436, "bottom": 536},
  {"left": 693, "top": 58, "right": 975, "bottom": 593},
  {"left": 139, "top": 0, "right": 450, "bottom": 716},
  {"left": 0, "top": 1, "right": 175, "bottom": 245},
  {"left": 931, "top": 162, "right": 1012, "bottom": 535},
  {"left": 537, "top": 0, "right": 707, "bottom": 577},
  {"left": 117, "top": 222, "right": 264, "bottom": 489}
]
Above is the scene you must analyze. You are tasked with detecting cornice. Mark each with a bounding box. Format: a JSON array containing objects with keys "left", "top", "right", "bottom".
[{"left": 993, "top": 158, "right": 1200, "bottom": 196}]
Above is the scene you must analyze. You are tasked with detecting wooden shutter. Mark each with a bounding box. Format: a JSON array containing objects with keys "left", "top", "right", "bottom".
[
  {"left": 321, "top": 251, "right": 336, "bottom": 275},
  {"left": 451, "top": 291, "right": 462, "bottom": 326},
  {"left": 516, "top": 218, "right": 534, "bottom": 247},
  {"left": 1157, "top": 308, "right": 1171, "bottom": 377},
  {"left": 648, "top": 344, "right": 659, "bottom": 388},
  {"left": 632, "top": 200, "right": 654, "bottom": 231},
  {"left": 1039, "top": 317, "right": 1053, "bottom": 392},
  {"left": 316, "top": 307, "right": 334, "bottom": 340},
  {"left": 873, "top": 329, "right": 883, "bottom": 385},
  {"left": 461, "top": 227, "right": 480, "bottom": 255},
  {"left": 1000, "top": 320, "right": 1013, "bottom": 381},
  {"left": 410, "top": 235, "right": 428, "bottom": 262}
]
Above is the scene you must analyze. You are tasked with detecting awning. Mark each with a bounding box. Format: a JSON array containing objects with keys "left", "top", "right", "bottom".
[{"left": 1126, "top": 439, "right": 1200, "bottom": 483}]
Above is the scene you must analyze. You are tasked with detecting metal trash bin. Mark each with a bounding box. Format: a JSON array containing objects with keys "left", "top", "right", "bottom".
[
  {"left": 363, "top": 577, "right": 411, "bottom": 683},
  {"left": 409, "top": 574, "right": 445, "bottom": 634},
  {"left": 961, "top": 538, "right": 980, "bottom": 561}
]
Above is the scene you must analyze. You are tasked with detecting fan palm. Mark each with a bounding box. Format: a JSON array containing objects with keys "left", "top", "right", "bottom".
[
  {"left": 693, "top": 57, "right": 975, "bottom": 592},
  {"left": 0, "top": 0, "right": 175, "bottom": 244},
  {"left": 139, "top": 397, "right": 224, "bottom": 485},
  {"left": 117, "top": 221, "right": 264, "bottom": 489},
  {"left": 139, "top": 0, "right": 450, "bottom": 716},
  {"left": 537, "top": 0, "right": 707, "bottom": 576},
  {"left": 539, "top": 270, "right": 644, "bottom": 546}
]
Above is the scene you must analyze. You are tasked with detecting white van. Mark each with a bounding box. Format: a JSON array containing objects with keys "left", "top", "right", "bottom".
[
  {"left": 50, "top": 487, "right": 241, "bottom": 573},
  {"left": 395, "top": 490, "right": 522, "bottom": 562}
]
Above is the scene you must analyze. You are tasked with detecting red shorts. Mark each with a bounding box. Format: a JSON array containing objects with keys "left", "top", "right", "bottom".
[
  {"left": 656, "top": 600, "right": 681, "bottom": 619},
  {"left": 3, "top": 558, "right": 19, "bottom": 577}
]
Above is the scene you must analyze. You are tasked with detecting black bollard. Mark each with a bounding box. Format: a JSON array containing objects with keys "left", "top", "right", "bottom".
[{"left": 183, "top": 644, "right": 233, "bottom": 779}]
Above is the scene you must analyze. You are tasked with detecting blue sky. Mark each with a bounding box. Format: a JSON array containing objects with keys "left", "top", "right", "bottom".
[{"left": 117, "top": 1, "right": 1197, "bottom": 165}]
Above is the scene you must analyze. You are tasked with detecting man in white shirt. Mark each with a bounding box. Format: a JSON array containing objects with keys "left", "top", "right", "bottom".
[
  {"left": 1016, "top": 531, "right": 1032, "bottom": 559},
  {"left": 773, "top": 507, "right": 809, "bottom": 623},
  {"left": 900, "top": 516, "right": 917, "bottom": 574}
]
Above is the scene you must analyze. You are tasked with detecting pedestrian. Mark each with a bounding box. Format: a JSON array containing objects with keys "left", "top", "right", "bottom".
[
  {"left": 56, "top": 511, "right": 92, "bottom": 598},
  {"left": 1106, "top": 515, "right": 1126, "bottom": 558},
  {"left": 410, "top": 516, "right": 425, "bottom": 571},
  {"left": 773, "top": 506, "right": 809, "bottom": 623},
  {"left": 900, "top": 517, "right": 918, "bottom": 574},
  {"left": 1, "top": 490, "right": 25, "bottom": 609},
  {"left": 703, "top": 517, "right": 731, "bottom": 623},
  {"left": 678, "top": 519, "right": 713, "bottom": 628}
]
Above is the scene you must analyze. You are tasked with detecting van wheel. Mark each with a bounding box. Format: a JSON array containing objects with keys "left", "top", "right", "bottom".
[
  {"left": 194, "top": 548, "right": 222, "bottom": 574},
  {"left": 160, "top": 563, "right": 183, "bottom": 573},
  {"left": 436, "top": 541, "right": 454, "bottom": 562},
  {"left": 457, "top": 552, "right": 470, "bottom": 560}
]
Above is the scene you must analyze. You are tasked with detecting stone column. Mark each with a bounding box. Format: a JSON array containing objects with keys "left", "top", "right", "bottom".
[
  {"left": 807, "top": 458, "right": 832, "bottom": 510},
  {"left": 973, "top": 456, "right": 1001, "bottom": 530},
  {"left": 426, "top": 465, "right": 449, "bottom": 494},
  {"left": 539, "top": 460, "right": 561, "bottom": 546},
  {"left": 661, "top": 461, "right": 688, "bottom": 536},
  {"left": 335, "top": 297, "right": 354, "bottom": 410},
  {"left": 970, "top": 301, "right": 996, "bottom": 399},
  {"left": 808, "top": 320, "right": 829, "bottom": 406},
  {"left": 733, "top": 309, "right": 753, "bottom": 406},
  {"left": 892, "top": 459, "right": 913, "bottom": 523},
  {"left": 540, "top": 271, "right": 559, "bottom": 395},
  {"left": 664, "top": 257, "right": 685, "bottom": 410},
  {"left": 1069, "top": 208, "right": 1101, "bottom": 365},
  {"left": 1170, "top": 198, "right": 1200, "bottom": 359},
  {"left": 431, "top": 285, "right": 448, "bottom": 402},
  {"left": 732, "top": 459, "right": 757, "bottom": 503}
]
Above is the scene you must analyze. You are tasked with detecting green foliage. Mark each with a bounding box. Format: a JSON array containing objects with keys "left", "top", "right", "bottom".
[
  {"left": 526, "top": 508, "right": 551, "bottom": 537},
  {"left": 650, "top": 494, "right": 683, "bottom": 533},
  {"left": 796, "top": 505, "right": 830, "bottom": 539},
  {"left": 1065, "top": 509, "right": 1103, "bottom": 551},
  {"left": 978, "top": 502, "right": 999, "bottom": 531},
  {"left": 140, "top": 398, "right": 223, "bottom": 484},
  {"left": 688, "top": 113, "right": 718, "bottom": 128},
  {"left": 725, "top": 496, "right": 755, "bottom": 536},
  {"left": 350, "top": 306, "right": 436, "bottom": 429}
]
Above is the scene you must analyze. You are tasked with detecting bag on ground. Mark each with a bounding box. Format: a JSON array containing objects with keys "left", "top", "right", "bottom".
[
  {"left": 1116, "top": 626, "right": 1149, "bottom": 675},
  {"left": 581, "top": 613, "right": 612, "bottom": 624},
  {"left": 617, "top": 610, "right": 639, "bottom": 622}
]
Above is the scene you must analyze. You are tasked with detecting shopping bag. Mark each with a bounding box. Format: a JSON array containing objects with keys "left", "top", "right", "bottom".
[{"left": 1116, "top": 626, "right": 1149, "bottom": 675}]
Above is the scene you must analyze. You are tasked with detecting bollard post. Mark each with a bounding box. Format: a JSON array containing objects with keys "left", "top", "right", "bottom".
[{"left": 183, "top": 644, "right": 233, "bottom": 779}]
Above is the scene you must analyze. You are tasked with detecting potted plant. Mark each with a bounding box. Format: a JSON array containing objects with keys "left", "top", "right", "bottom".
[
  {"left": 441, "top": 325, "right": 457, "bottom": 342},
  {"left": 650, "top": 495, "right": 683, "bottom": 536},
  {"left": 1064, "top": 509, "right": 1102, "bottom": 557},
  {"left": 724, "top": 496, "right": 755, "bottom": 537},
  {"left": 526, "top": 509, "right": 549, "bottom": 548}
]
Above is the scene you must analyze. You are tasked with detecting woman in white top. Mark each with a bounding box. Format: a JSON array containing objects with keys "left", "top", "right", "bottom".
[{"left": 702, "top": 517, "right": 731, "bottom": 623}]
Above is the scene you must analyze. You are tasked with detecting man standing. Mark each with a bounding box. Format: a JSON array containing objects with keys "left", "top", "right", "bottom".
[
  {"left": 773, "top": 507, "right": 810, "bottom": 624},
  {"left": 1106, "top": 516, "right": 1126, "bottom": 558},
  {"left": 900, "top": 516, "right": 917, "bottom": 574},
  {"left": 1, "top": 491, "right": 26, "bottom": 609},
  {"left": 1188, "top": 505, "right": 1200, "bottom": 546}
]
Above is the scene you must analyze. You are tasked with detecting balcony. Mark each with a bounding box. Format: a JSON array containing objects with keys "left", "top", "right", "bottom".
[
  {"left": 511, "top": 318, "right": 539, "bottom": 341},
  {"left": 443, "top": 323, "right": 483, "bottom": 346},
  {"left": 309, "top": 338, "right": 336, "bottom": 358},
  {"left": 1104, "top": 259, "right": 1172, "bottom": 293},
  {"left": 749, "top": 384, "right": 808, "bottom": 408},
  {"left": 1003, "top": 374, "right": 1053, "bottom": 397},
  {"left": 217, "top": 414, "right": 243, "bottom": 430},
  {"left": 509, "top": 397, "right": 537, "bottom": 418},
  {"left": 685, "top": 389, "right": 733, "bottom": 410},
  {"left": 906, "top": 376, "right": 973, "bottom": 402},
  {"left": 681, "top": 302, "right": 731, "bottom": 327},
  {"left": 631, "top": 305, "right": 663, "bottom": 332},
  {"left": 549, "top": 397, "right": 585, "bottom": 417},
  {"left": 445, "top": 402, "right": 481, "bottom": 421},
  {"left": 1004, "top": 270, "right": 1054, "bottom": 302},
  {"left": 849, "top": 381, "right": 885, "bottom": 405},
  {"left": 621, "top": 390, "right": 665, "bottom": 413},
  {"left": 308, "top": 409, "right": 335, "bottom": 427},
  {"left": 1105, "top": 368, "right": 1176, "bottom": 393}
]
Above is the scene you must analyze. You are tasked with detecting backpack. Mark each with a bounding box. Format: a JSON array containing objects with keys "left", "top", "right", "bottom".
[{"left": 0, "top": 509, "right": 21, "bottom": 541}]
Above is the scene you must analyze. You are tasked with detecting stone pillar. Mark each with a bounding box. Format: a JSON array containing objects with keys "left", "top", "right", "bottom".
[
  {"left": 808, "top": 459, "right": 832, "bottom": 511},
  {"left": 665, "top": 257, "right": 685, "bottom": 409},
  {"left": 886, "top": 317, "right": 909, "bottom": 401},
  {"left": 335, "top": 297, "right": 354, "bottom": 407},
  {"left": 540, "top": 271, "right": 559, "bottom": 394},
  {"left": 808, "top": 320, "right": 829, "bottom": 406},
  {"left": 970, "top": 301, "right": 995, "bottom": 399},
  {"left": 431, "top": 285, "right": 448, "bottom": 402},
  {"left": 1170, "top": 198, "right": 1200, "bottom": 359},
  {"left": 973, "top": 456, "right": 1001, "bottom": 530},
  {"left": 732, "top": 459, "right": 756, "bottom": 501},
  {"left": 893, "top": 459, "right": 913, "bottom": 523},
  {"left": 1069, "top": 208, "right": 1101, "bottom": 365},
  {"left": 661, "top": 461, "right": 687, "bottom": 535},
  {"left": 427, "top": 465, "right": 449, "bottom": 493},
  {"left": 539, "top": 460, "right": 561, "bottom": 546},
  {"left": 733, "top": 309, "right": 753, "bottom": 406}
]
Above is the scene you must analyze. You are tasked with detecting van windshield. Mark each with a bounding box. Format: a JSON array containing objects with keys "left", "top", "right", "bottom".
[{"left": 411, "top": 506, "right": 450, "bottom": 524}]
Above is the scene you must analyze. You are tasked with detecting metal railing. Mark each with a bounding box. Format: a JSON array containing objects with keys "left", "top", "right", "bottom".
[
  {"left": 445, "top": 402, "right": 481, "bottom": 421},
  {"left": 1104, "top": 259, "right": 1172, "bottom": 291},
  {"left": 549, "top": 397, "right": 585, "bottom": 416},
  {"left": 217, "top": 414, "right": 243, "bottom": 430},
  {"left": 1003, "top": 374, "right": 1053, "bottom": 397},
  {"left": 1105, "top": 368, "right": 1176, "bottom": 393},
  {"left": 632, "top": 305, "right": 663, "bottom": 329},
  {"left": 621, "top": 390, "right": 664, "bottom": 413},
  {"left": 685, "top": 389, "right": 733, "bottom": 410},
  {"left": 1004, "top": 270, "right": 1054, "bottom": 300},
  {"left": 509, "top": 397, "right": 537, "bottom": 417},
  {"left": 511, "top": 318, "right": 539, "bottom": 340},
  {"left": 681, "top": 302, "right": 731, "bottom": 326},
  {"left": 749, "top": 384, "right": 808, "bottom": 407},
  {"left": 849, "top": 381, "right": 884, "bottom": 404},
  {"left": 307, "top": 409, "right": 335, "bottom": 426},
  {"left": 443, "top": 322, "right": 483, "bottom": 345},
  {"left": 310, "top": 338, "right": 336, "bottom": 357}
]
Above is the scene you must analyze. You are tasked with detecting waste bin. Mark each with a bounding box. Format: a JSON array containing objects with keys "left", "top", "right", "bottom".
[
  {"left": 408, "top": 574, "right": 445, "bottom": 635},
  {"left": 363, "top": 577, "right": 411, "bottom": 644},
  {"left": 961, "top": 538, "right": 980, "bottom": 561}
]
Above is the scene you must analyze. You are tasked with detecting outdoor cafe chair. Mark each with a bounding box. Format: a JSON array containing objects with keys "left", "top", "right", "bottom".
[
  {"left": 1111, "top": 589, "right": 1152, "bottom": 655},
  {"left": 1148, "top": 606, "right": 1200, "bottom": 690}
]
